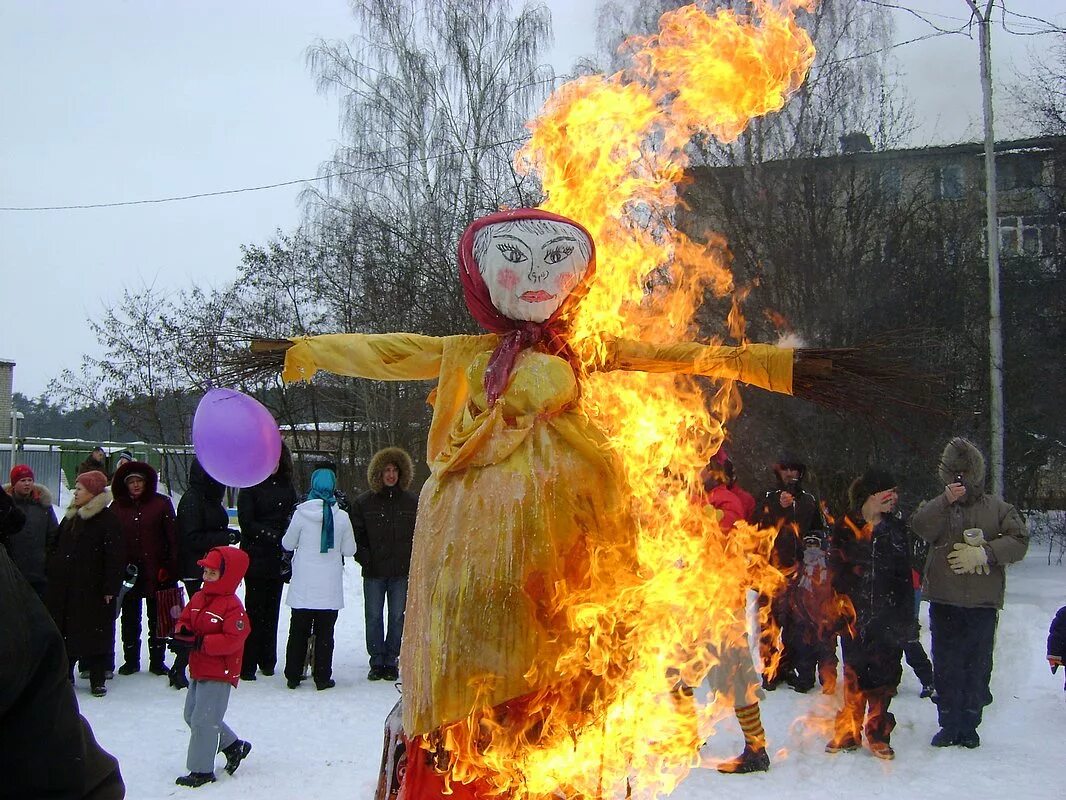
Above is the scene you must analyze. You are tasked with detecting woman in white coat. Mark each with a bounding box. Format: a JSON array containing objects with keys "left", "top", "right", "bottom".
[{"left": 281, "top": 468, "right": 356, "bottom": 690}]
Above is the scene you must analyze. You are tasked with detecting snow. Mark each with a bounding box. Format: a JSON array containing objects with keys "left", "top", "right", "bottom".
[{"left": 77, "top": 552, "right": 1066, "bottom": 800}]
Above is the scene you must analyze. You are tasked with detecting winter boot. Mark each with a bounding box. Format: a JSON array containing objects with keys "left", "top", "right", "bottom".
[
  {"left": 175, "top": 772, "right": 216, "bottom": 788},
  {"left": 716, "top": 746, "right": 770, "bottom": 774},
  {"left": 117, "top": 661, "right": 140, "bottom": 675},
  {"left": 89, "top": 669, "right": 107, "bottom": 697},
  {"left": 316, "top": 679, "right": 337, "bottom": 691},
  {"left": 868, "top": 740, "right": 895, "bottom": 760},
  {"left": 169, "top": 667, "right": 190, "bottom": 690},
  {"left": 957, "top": 729, "right": 981, "bottom": 749},
  {"left": 222, "top": 739, "right": 252, "bottom": 775},
  {"left": 148, "top": 641, "right": 170, "bottom": 676},
  {"left": 930, "top": 728, "right": 959, "bottom": 747},
  {"left": 919, "top": 684, "right": 937, "bottom": 700},
  {"left": 824, "top": 735, "right": 860, "bottom": 753}
]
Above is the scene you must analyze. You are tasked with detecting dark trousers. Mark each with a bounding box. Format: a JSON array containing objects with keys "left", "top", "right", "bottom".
[
  {"left": 364, "top": 577, "right": 408, "bottom": 669},
  {"left": 120, "top": 591, "right": 166, "bottom": 669},
  {"left": 904, "top": 588, "right": 934, "bottom": 687},
  {"left": 242, "top": 578, "right": 283, "bottom": 676},
  {"left": 68, "top": 653, "right": 110, "bottom": 688},
  {"left": 929, "top": 602, "right": 998, "bottom": 733},
  {"left": 788, "top": 618, "right": 838, "bottom": 690},
  {"left": 835, "top": 667, "right": 897, "bottom": 745},
  {"left": 285, "top": 609, "right": 339, "bottom": 684}
]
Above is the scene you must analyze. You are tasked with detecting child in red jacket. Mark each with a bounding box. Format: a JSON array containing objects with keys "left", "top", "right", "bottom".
[{"left": 168, "top": 546, "right": 253, "bottom": 788}]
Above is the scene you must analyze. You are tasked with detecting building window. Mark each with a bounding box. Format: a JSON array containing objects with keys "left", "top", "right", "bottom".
[
  {"left": 936, "top": 165, "right": 964, "bottom": 199},
  {"left": 880, "top": 166, "right": 902, "bottom": 200},
  {"left": 997, "top": 154, "right": 1044, "bottom": 191}
]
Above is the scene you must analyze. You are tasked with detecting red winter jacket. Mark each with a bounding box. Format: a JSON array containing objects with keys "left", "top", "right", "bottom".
[
  {"left": 727, "top": 483, "right": 756, "bottom": 523},
  {"left": 175, "top": 546, "right": 251, "bottom": 686}
]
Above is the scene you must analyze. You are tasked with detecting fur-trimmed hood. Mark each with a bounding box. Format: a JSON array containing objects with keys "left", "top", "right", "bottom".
[
  {"left": 4, "top": 482, "right": 54, "bottom": 507},
  {"left": 111, "top": 460, "right": 159, "bottom": 503},
  {"left": 65, "top": 488, "right": 113, "bottom": 520},
  {"left": 367, "top": 447, "right": 414, "bottom": 493},
  {"left": 937, "top": 437, "right": 986, "bottom": 501}
]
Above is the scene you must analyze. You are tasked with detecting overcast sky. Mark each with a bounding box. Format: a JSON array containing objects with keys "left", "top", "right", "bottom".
[{"left": 1, "top": 0, "right": 1063, "bottom": 399}]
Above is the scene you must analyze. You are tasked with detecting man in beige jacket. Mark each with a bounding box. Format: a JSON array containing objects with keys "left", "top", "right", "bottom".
[{"left": 910, "top": 437, "right": 1028, "bottom": 749}]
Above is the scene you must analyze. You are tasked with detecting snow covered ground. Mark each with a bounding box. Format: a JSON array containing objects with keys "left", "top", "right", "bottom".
[{"left": 78, "top": 549, "right": 1065, "bottom": 800}]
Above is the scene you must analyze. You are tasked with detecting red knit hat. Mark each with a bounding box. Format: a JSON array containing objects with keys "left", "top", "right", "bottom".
[
  {"left": 76, "top": 470, "right": 109, "bottom": 497},
  {"left": 10, "top": 464, "right": 34, "bottom": 484}
]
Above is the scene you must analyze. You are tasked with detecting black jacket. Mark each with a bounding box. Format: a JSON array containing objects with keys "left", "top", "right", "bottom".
[
  {"left": 4, "top": 484, "right": 60, "bottom": 590},
  {"left": 830, "top": 511, "right": 913, "bottom": 646},
  {"left": 352, "top": 486, "right": 418, "bottom": 578},
  {"left": 176, "top": 461, "right": 233, "bottom": 580},
  {"left": 756, "top": 483, "right": 826, "bottom": 571},
  {"left": 1, "top": 545, "right": 125, "bottom": 799},
  {"left": 237, "top": 474, "right": 298, "bottom": 581}
]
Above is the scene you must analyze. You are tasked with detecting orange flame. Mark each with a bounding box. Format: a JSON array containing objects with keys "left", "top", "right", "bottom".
[{"left": 435, "top": 3, "right": 816, "bottom": 797}]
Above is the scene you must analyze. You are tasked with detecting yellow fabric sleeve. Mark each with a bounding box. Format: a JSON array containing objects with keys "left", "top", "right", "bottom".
[
  {"left": 281, "top": 333, "right": 446, "bottom": 384},
  {"left": 592, "top": 337, "right": 793, "bottom": 395}
]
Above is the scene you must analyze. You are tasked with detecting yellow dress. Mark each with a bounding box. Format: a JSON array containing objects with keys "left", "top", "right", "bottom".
[{"left": 283, "top": 333, "right": 791, "bottom": 737}]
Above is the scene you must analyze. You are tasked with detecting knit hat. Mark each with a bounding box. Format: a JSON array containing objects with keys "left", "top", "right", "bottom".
[
  {"left": 123, "top": 470, "right": 148, "bottom": 484},
  {"left": 10, "top": 464, "right": 34, "bottom": 484},
  {"left": 848, "top": 468, "right": 896, "bottom": 508},
  {"left": 115, "top": 450, "right": 134, "bottom": 464},
  {"left": 77, "top": 470, "right": 109, "bottom": 497}
]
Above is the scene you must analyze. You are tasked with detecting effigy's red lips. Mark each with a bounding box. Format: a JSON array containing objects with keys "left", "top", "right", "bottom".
[{"left": 521, "top": 290, "right": 555, "bottom": 302}]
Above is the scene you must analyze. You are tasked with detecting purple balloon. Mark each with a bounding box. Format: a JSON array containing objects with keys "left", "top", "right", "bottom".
[{"left": 192, "top": 389, "right": 282, "bottom": 488}]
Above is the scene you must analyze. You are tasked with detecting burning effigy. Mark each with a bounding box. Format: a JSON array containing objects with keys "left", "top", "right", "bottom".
[{"left": 241, "top": 2, "right": 914, "bottom": 798}]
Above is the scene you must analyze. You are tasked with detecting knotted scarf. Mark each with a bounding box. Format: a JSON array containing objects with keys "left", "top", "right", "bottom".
[
  {"left": 458, "top": 208, "right": 597, "bottom": 406},
  {"left": 307, "top": 468, "right": 337, "bottom": 553}
]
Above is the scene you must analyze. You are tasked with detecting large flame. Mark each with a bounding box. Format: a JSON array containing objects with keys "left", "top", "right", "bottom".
[{"left": 437, "top": 3, "right": 816, "bottom": 797}]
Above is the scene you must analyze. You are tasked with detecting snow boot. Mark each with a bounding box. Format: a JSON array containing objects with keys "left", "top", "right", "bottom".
[
  {"left": 825, "top": 735, "right": 860, "bottom": 753},
  {"left": 957, "top": 729, "right": 981, "bottom": 749},
  {"left": 316, "top": 679, "right": 337, "bottom": 691},
  {"left": 169, "top": 667, "right": 190, "bottom": 690},
  {"left": 117, "top": 661, "right": 140, "bottom": 676},
  {"left": 930, "top": 728, "right": 959, "bottom": 747},
  {"left": 222, "top": 739, "right": 252, "bottom": 775},
  {"left": 716, "top": 746, "right": 770, "bottom": 774},
  {"left": 368, "top": 666, "right": 387, "bottom": 681},
  {"left": 382, "top": 666, "right": 399, "bottom": 682},
  {"left": 175, "top": 772, "right": 216, "bottom": 788},
  {"left": 868, "top": 740, "right": 895, "bottom": 760}
]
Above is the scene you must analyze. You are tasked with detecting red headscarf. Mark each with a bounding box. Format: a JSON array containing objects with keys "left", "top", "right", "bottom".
[{"left": 458, "top": 208, "right": 597, "bottom": 406}]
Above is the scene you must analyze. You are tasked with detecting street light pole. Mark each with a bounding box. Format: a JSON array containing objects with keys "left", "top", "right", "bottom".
[
  {"left": 9, "top": 411, "right": 24, "bottom": 476},
  {"left": 966, "top": 0, "right": 1005, "bottom": 497}
]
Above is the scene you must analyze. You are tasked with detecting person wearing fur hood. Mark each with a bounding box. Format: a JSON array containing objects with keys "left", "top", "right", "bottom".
[
  {"left": 910, "top": 436, "right": 1028, "bottom": 749},
  {"left": 281, "top": 468, "right": 357, "bottom": 690},
  {"left": 110, "top": 460, "right": 179, "bottom": 677},
  {"left": 4, "top": 464, "right": 60, "bottom": 599},
  {"left": 45, "top": 470, "right": 125, "bottom": 697},
  {"left": 352, "top": 446, "right": 418, "bottom": 682}
]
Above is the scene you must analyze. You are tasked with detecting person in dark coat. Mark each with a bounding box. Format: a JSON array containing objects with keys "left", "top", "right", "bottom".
[
  {"left": 1, "top": 523, "right": 126, "bottom": 798},
  {"left": 171, "top": 458, "right": 236, "bottom": 689},
  {"left": 1048, "top": 605, "right": 1066, "bottom": 695},
  {"left": 110, "top": 460, "right": 179, "bottom": 677},
  {"left": 903, "top": 534, "right": 936, "bottom": 699},
  {"left": 0, "top": 486, "right": 26, "bottom": 548},
  {"left": 826, "top": 468, "right": 913, "bottom": 760},
  {"left": 76, "top": 446, "right": 111, "bottom": 479},
  {"left": 237, "top": 443, "right": 298, "bottom": 680},
  {"left": 352, "top": 446, "right": 418, "bottom": 682},
  {"left": 753, "top": 451, "right": 830, "bottom": 691},
  {"left": 910, "top": 437, "right": 1028, "bottom": 749},
  {"left": 46, "top": 470, "right": 125, "bottom": 697},
  {"left": 4, "top": 463, "right": 60, "bottom": 599}
]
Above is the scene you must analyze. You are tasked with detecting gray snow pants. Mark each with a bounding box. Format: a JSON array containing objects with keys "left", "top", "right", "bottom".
[{"left": 184, "top": 679, "right": 238, "bottom": 773}]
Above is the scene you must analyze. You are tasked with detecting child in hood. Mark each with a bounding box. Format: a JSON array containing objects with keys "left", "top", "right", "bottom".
[{"left": 168, "top": 546, "right": 253, "bottom": 788}]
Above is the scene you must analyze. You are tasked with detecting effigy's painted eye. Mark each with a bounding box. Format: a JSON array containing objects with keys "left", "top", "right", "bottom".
[
  {"left": 544, "top": 245, "right": 574, "bottom": 265},
  {"left": 496, "top": 243, "right": 527, "bottom": 263}
]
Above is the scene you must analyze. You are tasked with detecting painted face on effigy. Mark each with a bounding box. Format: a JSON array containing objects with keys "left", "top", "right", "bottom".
[{"left": 473, "top": 219, "right": 592, "bottom": 323}]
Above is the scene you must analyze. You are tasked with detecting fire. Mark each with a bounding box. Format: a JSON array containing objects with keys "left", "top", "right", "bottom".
[{"left": 435, "top": 3, "right": 816, "bottom": 797}]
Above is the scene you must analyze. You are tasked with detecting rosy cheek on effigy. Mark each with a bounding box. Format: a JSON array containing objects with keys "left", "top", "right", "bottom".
[
  {"left": 496, "top": 268, "right": 521, "bottom": 291},
  {"left": 555, "top": 271, "right": 578, "bottom": 294}
]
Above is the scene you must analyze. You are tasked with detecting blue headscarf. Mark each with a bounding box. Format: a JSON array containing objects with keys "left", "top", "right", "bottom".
[{"left": 307, "top": 468, "right": 337, "bottom": 553}]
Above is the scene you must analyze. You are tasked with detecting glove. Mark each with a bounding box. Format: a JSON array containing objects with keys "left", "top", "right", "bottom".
[
  {"left": 227, "top": 528, "right": 241, "bottom": 545},
  {"left": 166, "top": 631, "right": 202, "bottom": 655},
  {"left": 947, "top": 541, "right": 990, "bottom": 575}
]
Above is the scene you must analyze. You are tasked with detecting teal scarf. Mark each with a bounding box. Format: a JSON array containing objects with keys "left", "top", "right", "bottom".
[{"left": 307, "top": 469, "right": 337, "bottom": 553}]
